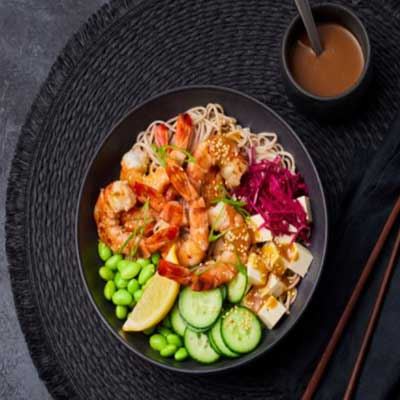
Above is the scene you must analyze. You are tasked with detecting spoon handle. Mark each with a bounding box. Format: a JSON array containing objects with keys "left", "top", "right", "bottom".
[{"left": 294, "top": 0, "right": 323, "bottom": 56}]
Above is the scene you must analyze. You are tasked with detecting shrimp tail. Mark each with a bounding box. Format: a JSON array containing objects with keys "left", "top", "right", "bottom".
[
  {"left": 165, "top": 185, "right": 179, "bottom": 201},
  {"left": 141, "top": 226, "right": 179, "bottom": 254},
  {"left": 166, "top": 159, "right": 198, "bottom": 201},
  {"left": 130, "top": 181, "right": 165, "bottom": 212},
  {"left": 193, "top": 262, "right": 237, "bottom": 291},
  {"left": 154, "top": 124, "right": 169, "bottom": 147},
  {"left": 158, "top": 260, "right": 193, "bottom": 285},
  {"left": 174, "top": 113, "right": 193, "bottom": 149},
  {"left": 160, "top": 201, "right": 184, "bottom": 227}
]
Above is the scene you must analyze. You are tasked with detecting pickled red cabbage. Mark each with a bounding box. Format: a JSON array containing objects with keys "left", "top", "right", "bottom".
[{"left": 234, "top": 157, "right": 310, "bottom": 242}]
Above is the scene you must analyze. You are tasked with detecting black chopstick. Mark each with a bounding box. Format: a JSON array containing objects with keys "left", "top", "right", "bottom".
[
  {"left": 302, "top": 196, "right": 400, "bottom": 400},
  {"left": 343, "top": 224, "right": 400, "bottom": 399}
]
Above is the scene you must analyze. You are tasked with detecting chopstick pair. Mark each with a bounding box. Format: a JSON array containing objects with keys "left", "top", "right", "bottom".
[{"left": 302, "top": 196, "right": 400, "bottom": 400}]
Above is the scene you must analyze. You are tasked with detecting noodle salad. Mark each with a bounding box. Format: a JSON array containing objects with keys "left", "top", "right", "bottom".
[{"left": 94, "top": 104, "right": 313, "bottom": 363}]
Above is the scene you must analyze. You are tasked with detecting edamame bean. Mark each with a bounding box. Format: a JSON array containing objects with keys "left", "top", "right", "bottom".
[
  {"left": 149, "top": 334, "right": 167, "bottom": 351},
  {"left": 158, "top": 327, "right": 172, "bottom": 337},
  {"left": 121, "top": 261, "right": 141, "bottom": 280},
  {"left": 142, "top": 279, "right": 151, "bottom": 290},
  {"left": 174, "top": 347, "right": 189, "bottom": 361},
  {"left": 133, "top": 289, "right": 143, "bottom": 302},
  {"left": 143, "top": 327, "right": 155, "bottom": 335},
  {"left": 98, "top": 241, "right": 112, "bottom": 261},
  {"left": 138, "top": 264, "right": 155, "bottom": 285},
  {"left": 116, "top": 259, "right": 130, "bottom": 272},
  {"left": 99, "top": 266, "right": 115, "bottom": 281},
  {"left": 104, "top": 281, "right": 116, "bottom": 301},
  {"left": 137, "top": 258, "right": 151, "bottom": 268},
  {"left": 112, "top": 289, "right": 132, "bottom": 306},
  {"left": 160, "top": 344, "right": 177, "bottom": 357},
  {"left": 127, "top": 278, "right": 140, "bottom": 294},
  {"left": 151, "top": 252, "right": 160, "bottom": 266},
  {"left": 105, "top": 254, "right": 122, "bottom": 270},
  {"left": 114, "top": 272, "right": 128, "bottom": 289},
  {"left": 115, "top": 305, "right": 128, "bottom": 320},
  {"left": 166, "top": 334, "right": 182, "bottom": 347},
  {"left": 162, "top": 315, "right": 172, "bottom": 328}
]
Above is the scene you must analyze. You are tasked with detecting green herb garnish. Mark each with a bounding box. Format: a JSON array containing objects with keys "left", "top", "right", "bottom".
[
  {"left": 167, "top": 144, "right": 196, "bottom": 163},
  {"left": 208, "top": 230, "right": 227, "bottom": 243},
  {"left": 211, "top": 185, "right": 250, "bottom": 218},
  {"left": 208, "top": 200, "right": 228, "bottom": 243},
  {"left": 151, "top": 144, "right": 196, "bottom": 167},
  {"left": 129, "top": 226, "right": 144, "bottom": 257},
  {"left": 118, "top": 227, "right": 140, "bottom": 254},
  {"left": 233, "top": 246, "right": 247, "bottom": 275},
  {"left": 118, "top": 200, "right": 150, "bottom": 255},
  {"left": 151, "top": 144, "right": 168, "bottom": 167}
]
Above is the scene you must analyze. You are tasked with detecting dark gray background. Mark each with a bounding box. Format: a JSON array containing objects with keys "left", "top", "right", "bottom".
[{"left": 0, "top": 1, "right": 106, "bottom": 399}]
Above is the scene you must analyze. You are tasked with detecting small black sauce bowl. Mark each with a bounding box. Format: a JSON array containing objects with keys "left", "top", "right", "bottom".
[{"left": 281, "top": 4, "right": 372, "bottom": 120}]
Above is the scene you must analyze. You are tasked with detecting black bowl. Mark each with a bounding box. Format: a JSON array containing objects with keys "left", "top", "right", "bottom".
[
  {"left": 76, "top": 86, "right": 328, "bottom": 373},
  {"left": 281, "top": 3, "right": 372, "bottom": 120}
]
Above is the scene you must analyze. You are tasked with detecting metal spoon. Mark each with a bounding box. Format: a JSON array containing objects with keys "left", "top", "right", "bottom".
[{"left": 294, "top": 0, "right": 323, "bottom": 56}]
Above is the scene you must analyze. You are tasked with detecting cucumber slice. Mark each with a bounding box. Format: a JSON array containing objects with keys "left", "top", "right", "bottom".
[
  {"left": 221, "top": 306, "right": 262, "bottom": 354},
  {"left": 220, "top": 285, "right": 227, "bottom": 300},
  {"left": 184, "top": 328, "right": 220, "bottom": 364},
  {"left": 179, "top": 287, "right": 222, "bottom": 329},
  {"left": 227, "top": 271, "right": 247, "bottom": 304},
  {"left": 170, "top": 305, "right": 187, "bottom": 336},
  {"left": 184, "top": 320, "right": 209, "bottom": 333},
  {"left": 210, "top": 318, "right": 239, "bottom": 358},
  {"left": 208, "top": 331, "right": 222, "bottom": 355},
  {"left": 171, "top": 301, "right": 208, "bottom": 334},
  {"left": 245, "top": 280, "right": 252, "bottom": 295}
]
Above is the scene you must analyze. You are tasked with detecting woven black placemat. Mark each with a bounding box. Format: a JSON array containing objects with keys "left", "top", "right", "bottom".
[{"left": 5, "top": 0, "right": 400, "bottom": 398}]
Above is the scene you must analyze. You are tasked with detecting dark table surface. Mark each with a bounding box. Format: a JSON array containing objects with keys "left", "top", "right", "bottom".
[{"left": 0, "top": 1, "right": 107, "bottom": 399}]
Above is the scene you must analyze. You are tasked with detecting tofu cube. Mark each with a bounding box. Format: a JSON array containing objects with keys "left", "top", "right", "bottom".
[
  {"left": 288, "top": 224, "right": 297, "bottom": 233},
  {"left": 242, "top": 287, "right": 264, "bottom": 313},
  {"left": 261, "top": 242, "right": 287, "bottom": 276},
  {"left": 248, "top": 214, "right": 273, "bottom": 243},
  {"left": 246, "top": 253, "right": 268, "bottom": 286},
  {"left": 257, "top": 296, "right": 287, "bottom": 329},
  {"left": 297, "top": 196, "right": 312, "bottom": 222},
  {"left": 249, "top": 214, "right": 264, "bottom": 227},
  {"left": 287, "top": 243, "right": 313, "bottom": 277},
  {"left": 274, "top": 234, "right": 295, "bottom": 245},
  {"left": 259, "top": 273, "right": 288, "bottom": 297}
]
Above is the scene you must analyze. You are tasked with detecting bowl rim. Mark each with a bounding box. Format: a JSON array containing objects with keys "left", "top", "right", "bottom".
[
  {"left": 281, "top": 3, "right": 372, "bottom": 102},
  {"left": 75, "top": 84, "right": 328, "bottom": 374}
]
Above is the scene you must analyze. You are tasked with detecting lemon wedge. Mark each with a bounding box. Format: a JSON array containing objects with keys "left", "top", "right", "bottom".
[{"left": 122, "top": 272, "right": 179, "bottom": 332}]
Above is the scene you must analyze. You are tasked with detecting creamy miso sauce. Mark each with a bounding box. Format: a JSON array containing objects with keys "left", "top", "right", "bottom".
[{"left": 289, "top": 23, "right": 364, "bottom": 97}]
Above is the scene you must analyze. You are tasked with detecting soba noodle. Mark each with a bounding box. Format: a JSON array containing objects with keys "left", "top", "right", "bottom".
[{"left": 133, "top": 103, "right": 296, "bottom": 174}]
